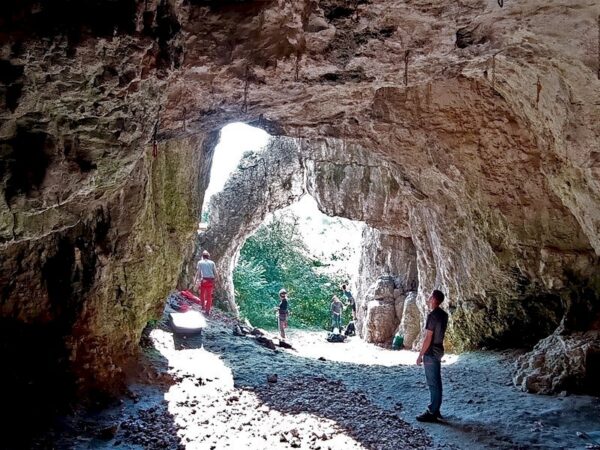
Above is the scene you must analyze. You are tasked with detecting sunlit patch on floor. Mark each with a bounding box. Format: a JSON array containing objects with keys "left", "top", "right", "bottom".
[
  {"left": 151, "top": 328, "right": 367, "bottom": 449},
  {"left": 284, "top": 329, "right": 459, "bottom": 367}
]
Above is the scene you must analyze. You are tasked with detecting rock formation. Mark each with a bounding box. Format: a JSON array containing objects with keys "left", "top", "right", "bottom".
[
  {"left": 197, "top": 136, "right": 422, "bottom": 343},
  {"left": 514, "top": 329, "right": 600, "bottom": 395},
  {"left": 361, "top": 276, "right": 400, "bottom": 343},
  {"left": 398, "top": 291, "right": 421, "bottom": 350},
  {"left": 355, "top": 226, "right": 418, "bottom": 344},
  {"left": 0, "top": 0, "right": 599, "bottom": 402},
  {"left": 196, "top": 137, "right": 305, "bottom": 312}
]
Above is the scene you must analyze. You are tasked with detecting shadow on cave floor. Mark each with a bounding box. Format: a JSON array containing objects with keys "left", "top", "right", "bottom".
[
  {"left": 28, "top": 327, "right": 185, "bottom": 450},
  {"left": 38, "top": 309, "right": 600, "bottom": 450},
  {"left": 196, "top": 315, "right": 600, "bottom": 450}
]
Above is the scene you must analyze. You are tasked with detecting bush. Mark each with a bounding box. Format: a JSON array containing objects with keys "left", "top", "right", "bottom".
[{"left": 233, "top": 215, "right": 347, "bottom": 330}]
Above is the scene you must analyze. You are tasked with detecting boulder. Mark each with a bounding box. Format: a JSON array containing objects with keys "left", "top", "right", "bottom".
[
  {"left": 369, "top": 276, "right": 396, "bottom": 300},
  {"left": 394, "top": 295, "right": 406, "bottom": 322},
  {"left": 398, "top": 292, "right": 421, "bottom": 349},
  {"left": 513, "top": 330, "right": 600, "bottom": 394},
  {"left": 359, "top": 276, "right": 400, "bottom": 343},
  {"left": 364, "top": 299, "right": 399, "bottom": 344}
]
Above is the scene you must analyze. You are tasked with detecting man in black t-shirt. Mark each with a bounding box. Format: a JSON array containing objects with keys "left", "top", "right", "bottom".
[
  {"left": 277, "top": 289, "right": 290, "bottom": 340},
  {"left": 341, "top": 284, "right": 356, "bottom": 320},
  {"left": 416, "top": 290, "right": 448, "bottom": 422}
]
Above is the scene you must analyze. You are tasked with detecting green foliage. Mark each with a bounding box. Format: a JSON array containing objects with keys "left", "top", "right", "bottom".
[
  {"left": 233, "top": 215, "right": 346, "bottom": 330},
  {"left": 201, "top": 207, "right": 210, "bottom": 223}
]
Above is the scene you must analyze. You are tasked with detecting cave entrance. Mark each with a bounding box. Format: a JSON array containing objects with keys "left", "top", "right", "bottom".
[
  {"left": 233, "top": 194, "right": 364, "bottom": 333},
  {"left": 200, "top": 122, "right": 270, "bottom": 228},
  {"left": 194, "top": 127, "right": 424, "bottom": 359}
]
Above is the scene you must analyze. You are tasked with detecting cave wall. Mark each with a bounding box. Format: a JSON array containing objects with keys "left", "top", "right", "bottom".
[
  {"left": 1, "top": 0, "right": 599, "bottom": 396},
  {"left": 355, "top": 227, "right": 418, "bottom": 344},
  {"left": 0, "top": 0, "right": 215, "bottom": 408},
  {"left": 196, "top": 135, "right": 420, "bottom": 344},
  {"left": 0, "top": 132, "right": 211, "bottom": 404}
]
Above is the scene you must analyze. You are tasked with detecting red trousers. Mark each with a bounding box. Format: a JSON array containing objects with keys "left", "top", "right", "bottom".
[{"left": 198, "top": 278, "right": 214, "bottom": 314}]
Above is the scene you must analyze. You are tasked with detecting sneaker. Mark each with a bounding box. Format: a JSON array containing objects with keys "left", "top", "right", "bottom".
[
  {"left": 416, "top": 411, "right": 438, "bottom": 423},
  {"left": 435, "top": 411, "right": 444, "bottom": 420}
]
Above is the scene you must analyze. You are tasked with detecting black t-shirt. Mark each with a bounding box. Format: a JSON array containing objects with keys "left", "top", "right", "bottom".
[
  {"left": 425, "top": 307, "right": 448, "bottom": 358},
  {"left": 279, "top": 299, "right": 289, "bottom": 315},
  {"left": 343, "top": 291, "right": 355, "bottom": 310}
]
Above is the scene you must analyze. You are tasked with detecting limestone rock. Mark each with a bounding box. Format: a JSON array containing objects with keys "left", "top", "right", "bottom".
[
  {"left": 354, "top": 226, "right": 418, "bottom": 338},
  {"left": 398, "top": 292, "right": 421, "bottom": 350},
  {"left": 394, "top": 295, "right": 406, "bottom": 323},
  {"left": 513, "top": 331, "right": 600, "bottom": 395},
  {"left": 360, "top": 277, "right": 399, "bottom": 343},
  {"left": 195, "top": 138, "right": 305, "bottom": 312},
  {"left": 364, "top": 299, "right": 398, "bottom": 344}
]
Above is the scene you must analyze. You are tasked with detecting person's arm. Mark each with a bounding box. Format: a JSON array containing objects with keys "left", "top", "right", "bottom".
[{"left": 416, "top": 330, "right": 433, "bottom": 365}]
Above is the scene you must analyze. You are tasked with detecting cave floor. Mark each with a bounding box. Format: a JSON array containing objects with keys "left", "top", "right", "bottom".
[{"left": 43, "top": 310, "right": 600, "bottom": 450}]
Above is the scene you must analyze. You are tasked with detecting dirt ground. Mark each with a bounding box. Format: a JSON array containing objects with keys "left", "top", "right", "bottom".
[{"left": 37, "top": 308, "right": 600, "bottom": 450}]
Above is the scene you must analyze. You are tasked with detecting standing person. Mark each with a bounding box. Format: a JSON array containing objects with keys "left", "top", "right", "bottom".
[
  {"left": 193, "top": 250, "right": 217, "bottom": 316},
  {"left": 416, "top": 289, "right": 449, "bottom": 422},
  {"left": 331, "top": 295, "right": 344, "bottom": 332},
  {"left": 277, "top": 289, "right": 290, "bottom": 340},
  {"left": 341, "top": 284, "right": 356, "bottom": 320}
]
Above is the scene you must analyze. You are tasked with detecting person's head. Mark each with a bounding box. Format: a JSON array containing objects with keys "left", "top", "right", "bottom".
[
  {"left": 202, "top": 250, "right": 210, "bottom": 259},
  {"left": 341, "top": 284, "right": 347, "bottom": 291},
  {"left": 332, "top": 295, "right": 340, "bottom": 302},
  {"left": 428, "top": 290, "right": 445, "bottom": 310},
  {"left": 279, "top": 288, "right": 287, "bottom": 299}
]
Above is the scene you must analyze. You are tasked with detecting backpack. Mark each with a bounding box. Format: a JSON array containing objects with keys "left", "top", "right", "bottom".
[
  {"left": 344, "top": 322, "right": 356, "bottom": 336},
  {"left": 326, "top": 332, "right": 346, "bottom": 343}
]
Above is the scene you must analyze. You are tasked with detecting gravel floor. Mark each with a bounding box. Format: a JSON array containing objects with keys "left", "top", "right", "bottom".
[{"left": 36, "top": 308, "right": 600, "bottom": 450}]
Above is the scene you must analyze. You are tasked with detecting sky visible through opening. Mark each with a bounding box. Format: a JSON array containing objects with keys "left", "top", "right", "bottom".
[{"left": 202, "top": 122, "right": 270, "bottom": 206}]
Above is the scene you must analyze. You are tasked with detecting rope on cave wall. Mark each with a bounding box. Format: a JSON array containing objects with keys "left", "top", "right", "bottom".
[{"left": 152, "top": 105, "right": 162, "bottom": 158}]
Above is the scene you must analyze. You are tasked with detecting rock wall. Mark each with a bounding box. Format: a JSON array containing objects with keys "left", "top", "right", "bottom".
[
  {"left": 1, "top": 0, "right": 600, "bottom": 397},
  {"left": 513, "top": 329, "right": 600, "bottom": 395},
  {"left": 197, "top": 136, "right": 422, "bottom": 345},
  {"left": 355, "top": 227, "right": 418, "bottom": 343}
]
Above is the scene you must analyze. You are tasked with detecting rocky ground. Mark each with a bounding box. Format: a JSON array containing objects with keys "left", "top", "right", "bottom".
[{"left": 35, "top": 308, "right": 600, "bottom": 450}]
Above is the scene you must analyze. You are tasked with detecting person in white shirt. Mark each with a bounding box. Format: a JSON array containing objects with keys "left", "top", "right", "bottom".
[{"left": 193, "top": 250, "right": 217, "bottom": 315}]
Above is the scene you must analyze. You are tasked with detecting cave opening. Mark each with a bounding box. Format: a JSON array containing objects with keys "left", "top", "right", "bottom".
[
  {"left": 199, "top": 122, "right": 270, "bottom": 227},
  {"left": 3, "top": 0, "right": 600, "bottom": 446},
  {"left": 232, "top": 194, "right": 364, "bottom": 334},
  {"left": 191, "top": 124, "right": 427, "bottom": 359}
]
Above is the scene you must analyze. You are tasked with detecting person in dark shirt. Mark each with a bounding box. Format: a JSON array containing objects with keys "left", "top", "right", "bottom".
[
  {"left": 416, "top": 289, "right": 449, "bottom": 422},
  {"left": 276, "top": 288, "right": 290, "bottom": 340},
  {"left": 341, "top": 284, "right": 356, "bottom": 320}
]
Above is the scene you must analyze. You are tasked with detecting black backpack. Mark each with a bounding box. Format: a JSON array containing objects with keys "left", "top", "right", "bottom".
[
  {"left": 326, "top": 332, "right": 346, "bottom": 343},
  {"left": 344, "top": 322, "right": 356, "bottom": 336}
]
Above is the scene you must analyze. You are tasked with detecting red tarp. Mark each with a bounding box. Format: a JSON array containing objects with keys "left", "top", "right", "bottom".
[{"left": 180, "top": 290, "right": 204, "bottom": 307}]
